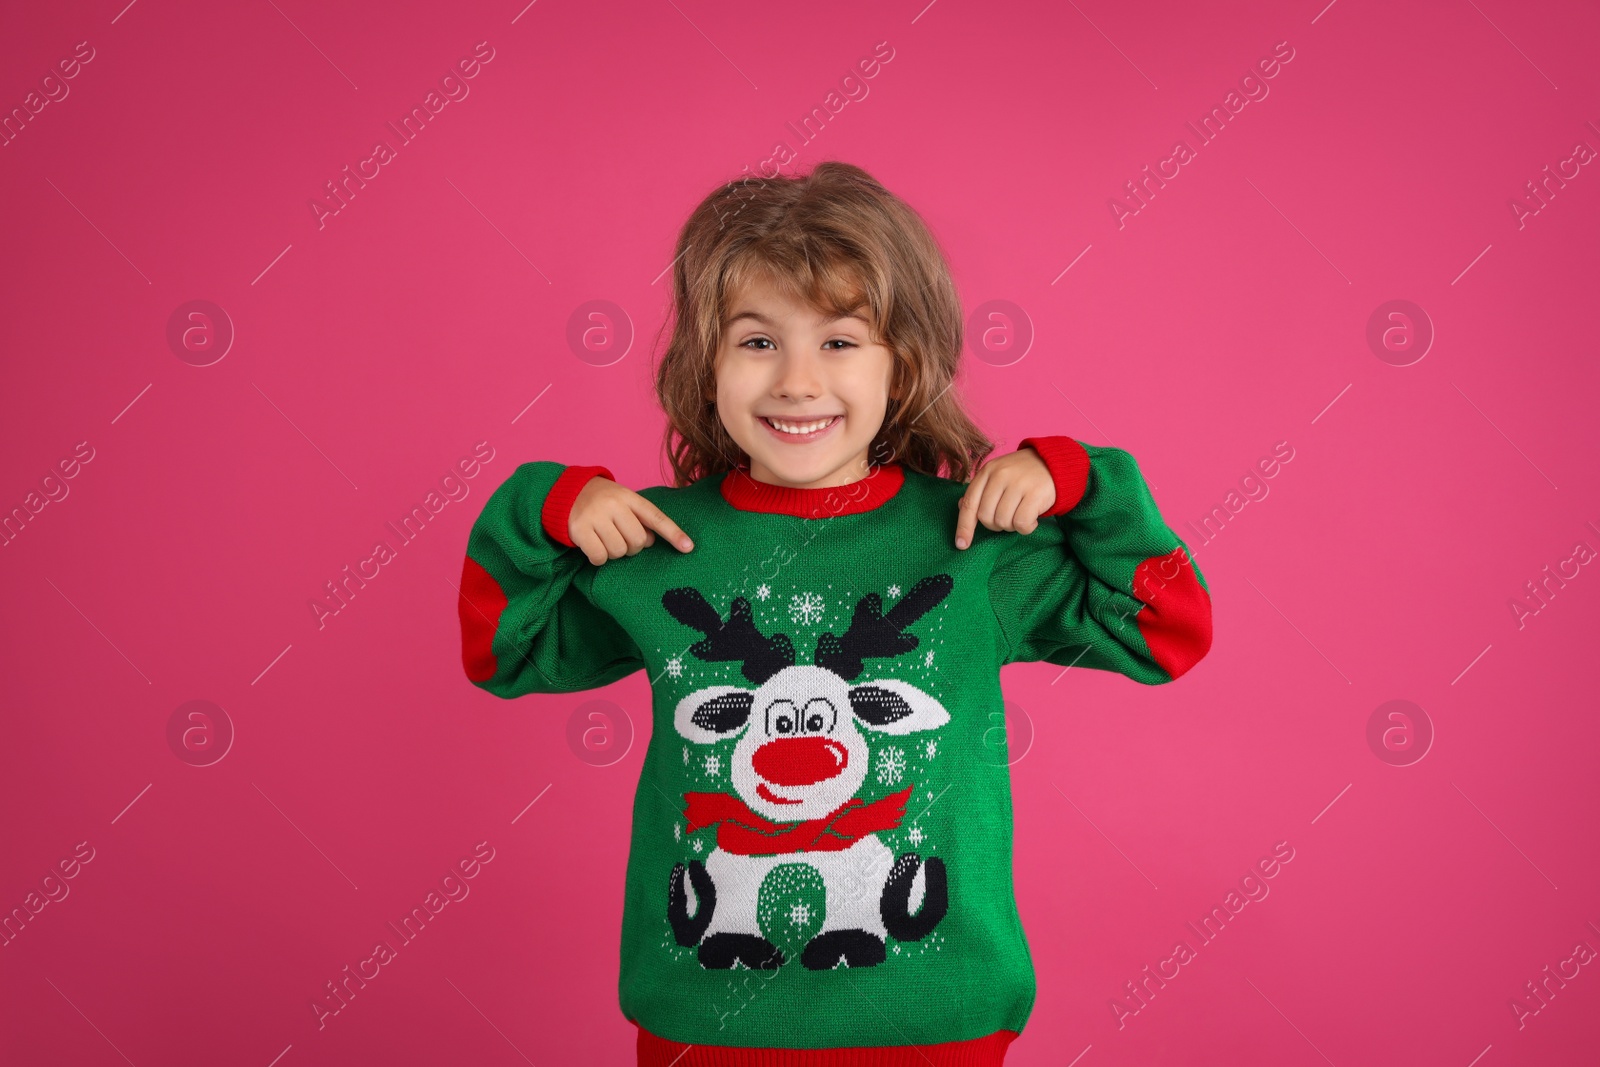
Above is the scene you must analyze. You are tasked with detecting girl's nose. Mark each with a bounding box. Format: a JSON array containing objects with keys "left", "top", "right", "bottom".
[{"left": 774, "top": 352, "right": 823, "bottom": 401}]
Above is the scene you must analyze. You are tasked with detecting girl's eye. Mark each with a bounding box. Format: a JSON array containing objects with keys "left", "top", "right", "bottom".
[{"left": 737, "top": 338, "right": 857, "bottom": 351}]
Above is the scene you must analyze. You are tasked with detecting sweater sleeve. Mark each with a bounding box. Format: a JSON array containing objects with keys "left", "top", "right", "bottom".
[
  {"left": 457, "top": 460, "right": 647, "bottom": 697},
  {"left": 988, "top": 436, "right": 1213, "bottom": 682}
]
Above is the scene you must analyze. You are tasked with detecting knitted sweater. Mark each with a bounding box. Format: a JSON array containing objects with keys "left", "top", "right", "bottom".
[{"left": 456, "top": 436, "right": 1213, "bottom": 1065}]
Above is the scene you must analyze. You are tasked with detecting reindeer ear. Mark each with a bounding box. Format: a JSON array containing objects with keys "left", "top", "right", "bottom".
[
  {"left": 674, "top": 686, "right": 755, "bottom": 743},
  {"left": 848, "top": 679, "right": 951, "bottom": 735}
]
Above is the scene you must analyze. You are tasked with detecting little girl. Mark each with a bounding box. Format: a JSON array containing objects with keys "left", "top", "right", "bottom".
[{"left": 456, "top": 161, "right": 1213, "bottom": 1066}]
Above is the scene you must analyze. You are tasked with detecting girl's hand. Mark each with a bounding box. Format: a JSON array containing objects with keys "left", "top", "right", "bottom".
[
  {"left": 954, "top": 447, "right": 1056, "bottom": 549},
  {"left": 568, "top": 476, "right": 695, "bottom": 565}
]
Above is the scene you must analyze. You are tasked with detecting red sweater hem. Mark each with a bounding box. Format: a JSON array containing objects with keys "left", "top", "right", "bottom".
[{"left": 634, "top": 1020, "right": 1017, "bottom": 1066}]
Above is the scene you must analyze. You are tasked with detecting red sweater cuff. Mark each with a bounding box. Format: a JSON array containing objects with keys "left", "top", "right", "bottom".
[
  {"left": 1017, "top": 436, "right": 1090, "bottom": 516},
  {"left": 540, "top": 464, "right": 615, "bottom": 547}
]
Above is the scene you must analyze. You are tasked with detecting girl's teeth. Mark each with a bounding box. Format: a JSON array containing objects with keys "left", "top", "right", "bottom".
[{"left": 767, "top": 416, "right": 835, "bottom": 434}]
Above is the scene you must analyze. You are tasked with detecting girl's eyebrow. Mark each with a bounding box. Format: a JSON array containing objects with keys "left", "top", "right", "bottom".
[{"left": 725, "top": 309, "right": 869, "bottom": 328}]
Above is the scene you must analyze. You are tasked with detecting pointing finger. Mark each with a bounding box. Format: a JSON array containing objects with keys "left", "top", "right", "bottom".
[
  {"left": 636, "top": 499, "right": 694, "bottom": 552},
  {"left": 956, "top": 467, "right": 989, "bottom": 549}
]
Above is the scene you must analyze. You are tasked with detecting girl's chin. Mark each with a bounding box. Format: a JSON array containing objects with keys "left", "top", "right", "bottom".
[{"left": 746, "top": 451, "right": 869, "bottom": 488}]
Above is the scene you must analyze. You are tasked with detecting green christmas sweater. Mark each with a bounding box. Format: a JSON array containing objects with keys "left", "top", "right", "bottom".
[{"left": 456, "top": 436, "right": 1213, "bottom": 1058}]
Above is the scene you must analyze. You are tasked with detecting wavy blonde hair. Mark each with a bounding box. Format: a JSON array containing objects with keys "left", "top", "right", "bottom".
[{"left": 651, "top": 160, "right": 996, "bottom": 487}]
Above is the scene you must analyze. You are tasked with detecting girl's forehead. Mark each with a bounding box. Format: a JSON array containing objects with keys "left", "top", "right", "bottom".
[
  {"left": 725, "top": 271, "right": 803, "bottom": 308},
  {"left": 723, "top": 275, "right": 871, "bottom": 327},
  {"left": 728, "top": 259, "right": 867, "bottom": 302}
]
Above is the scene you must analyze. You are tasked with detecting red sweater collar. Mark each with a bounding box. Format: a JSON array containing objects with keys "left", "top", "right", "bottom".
[{"left": 719, "top": 462, "right": 905, "bottom": 517}]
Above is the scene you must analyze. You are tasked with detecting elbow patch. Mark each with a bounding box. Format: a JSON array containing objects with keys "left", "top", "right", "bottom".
[
  {"left": 1131, "top": 546, "right": 1213, "bottom": 681},
  {"left": 459, "top": 555, "right": 509, "bottom": 683}
]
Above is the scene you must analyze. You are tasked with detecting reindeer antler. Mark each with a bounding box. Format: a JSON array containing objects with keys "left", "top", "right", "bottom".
[
  {"left": 662, "top": 587, "right": 796, "bottom": 685},
  {"left": 814, "top": 573, "right": 953, "bottom": 681}
]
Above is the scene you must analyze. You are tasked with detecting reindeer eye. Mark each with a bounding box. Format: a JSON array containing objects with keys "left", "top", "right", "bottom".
[
  {"left": 768, "top": 700, "right": 800, "bottom": 735},
  {"left": 802, "top": 697, "right": 836, "bottom": 735},
  {"left": 766, "top": 699, "right": 802, "bottom": 736}
]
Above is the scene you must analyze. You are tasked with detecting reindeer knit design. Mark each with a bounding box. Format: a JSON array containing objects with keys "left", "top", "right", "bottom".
[{"left": 456, "top": 438, "right": 1213, "bottom": 1062}]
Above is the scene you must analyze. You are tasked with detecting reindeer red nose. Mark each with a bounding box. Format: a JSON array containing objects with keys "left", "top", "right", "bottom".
[{"left": 753, "top": 736, "right": 848, "bottom": 786}]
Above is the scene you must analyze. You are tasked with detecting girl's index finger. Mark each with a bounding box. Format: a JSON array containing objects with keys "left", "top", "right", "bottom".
[
  {"left": 635, "top": 499, "right": 694, "bottom": 552},
  {"left": 954, "top": 467, "right": 989, "bottom": 550}
]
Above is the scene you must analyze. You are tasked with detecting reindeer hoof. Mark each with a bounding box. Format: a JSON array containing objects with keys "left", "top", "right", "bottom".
[
  {"left": 668, "top": 860, "right": 716, "bottom": 946},
  {"left": 801, "top": 928, "right": 887, "bottom": 969},
  {"left": 700, "top": 933, "right": 784, "bottom": 970},
  {"left": 881, "top": 853, "right": 947, "bottom": 941}
]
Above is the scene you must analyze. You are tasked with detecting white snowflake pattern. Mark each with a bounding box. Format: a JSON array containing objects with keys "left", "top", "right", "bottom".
[
  {"left": 666, "top": 654, "right": 684, "bottom": 678},
  {"left": 682, "top": 746, "right": 690, "bottom": 765},
  {"left": 887, "top": 583, "right": 901, "bottom": 598},
  {"left": 924, "top": 649, "right": 935, "bottom": 668},
  {"left": 924, "top": 739, "right": 938, "bottom": 760},
  {"left": 756, "top": 583, "right": 771, "bottom": 601},
  {"left": 692, "top": 838, "right": 704, "bottom": 853},
  {"left": 789, "top": 902, "right": 811, "bottom": 926},
  {"left": 674, "top": 822, "right": 682, "bottom": 841},
  {"left": 703, "top": 753, "right": 721, "bottom": 777},
  {"left": 790, "top": 591, "right": 826, "bottom": 626},
  {"left": 908, "top": 825, "right": 925, "bottom": 846},
  {"left": 876, "top": 745, "right": 907, "bottom": 785}
]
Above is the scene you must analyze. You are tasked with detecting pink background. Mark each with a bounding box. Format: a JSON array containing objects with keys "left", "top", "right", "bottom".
[{"left": 3, "top": 0, "right": 1598, "bottom": 1063}]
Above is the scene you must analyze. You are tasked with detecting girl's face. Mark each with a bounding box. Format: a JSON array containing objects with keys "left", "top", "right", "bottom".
[{"left": 714, "top": 273, "right": 895, "bottom": 490}]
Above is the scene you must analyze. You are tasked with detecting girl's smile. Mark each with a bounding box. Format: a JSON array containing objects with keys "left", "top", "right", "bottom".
[{"left": 757, "top": 413, "right": 844, "bottom": 442}]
